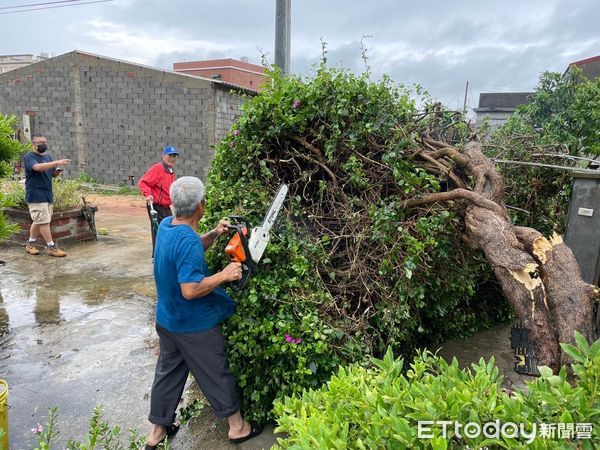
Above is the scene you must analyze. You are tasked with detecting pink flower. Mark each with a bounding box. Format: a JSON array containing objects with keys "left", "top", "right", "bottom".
[
  {"left": 31, "top": 423, "right": 43, "bottom": 434},
  {"left": 284, "top": 333, "right": 302, "bottom": 344},
  {"left": 233, "top": 129, "right": 240, "bottom": 136},
  {"left": 292, "top": 100, "right": 301, "bottom": 109}
]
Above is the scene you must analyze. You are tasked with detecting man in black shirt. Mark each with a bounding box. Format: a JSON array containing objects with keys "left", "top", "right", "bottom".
[{"left": 23, "top": 133, "right": 71, "bottom": 257}]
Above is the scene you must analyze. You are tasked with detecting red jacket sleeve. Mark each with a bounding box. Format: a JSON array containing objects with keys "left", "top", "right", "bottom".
[{"left": 138, "top": 164, "right": 160, "bottom": 197}]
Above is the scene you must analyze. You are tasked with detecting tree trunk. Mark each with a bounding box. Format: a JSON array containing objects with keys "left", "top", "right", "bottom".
[{"left": 408, "top": 139, "right": 597, "bottom": 371}]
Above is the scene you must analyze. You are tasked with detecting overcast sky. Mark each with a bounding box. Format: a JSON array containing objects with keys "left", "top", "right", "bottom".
[{"left": 1, "top": 0, "right": 598, "bottom": 115}]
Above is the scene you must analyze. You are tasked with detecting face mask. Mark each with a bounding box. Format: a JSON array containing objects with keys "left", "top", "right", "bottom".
[{"left": 36, "top": 144, "right": 48, "bottom": 153}]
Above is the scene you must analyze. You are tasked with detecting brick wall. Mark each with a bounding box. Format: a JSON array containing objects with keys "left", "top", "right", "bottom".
[
  {"left": 0, "top": 51, "right": 250, "bottom": 185},
  {"left": 3, "top": 206, "right": 97, "bottom": 244}
]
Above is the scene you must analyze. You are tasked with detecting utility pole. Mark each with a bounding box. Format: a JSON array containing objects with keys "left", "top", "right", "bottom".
[
  {"left": 462, "top": 80, "right": 469, "bottom": 115},
  {"left": 275, "top": 0, "right": 291, "bottom": 75}
]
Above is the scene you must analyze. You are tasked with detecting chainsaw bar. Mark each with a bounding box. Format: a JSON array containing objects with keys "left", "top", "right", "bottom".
[{"left": 247, "top": 184, "right": 288, "bottom": 264}]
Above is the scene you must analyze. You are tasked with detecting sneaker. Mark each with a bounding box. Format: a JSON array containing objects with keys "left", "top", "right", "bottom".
[
  {"left": 25, "top": 243, "right": 40, "bottom": 255},
  {"left": 47, "top": 246, "right": 67, "bottom": 257}
]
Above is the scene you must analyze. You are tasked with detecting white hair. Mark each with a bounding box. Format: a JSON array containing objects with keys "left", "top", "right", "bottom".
[{"left": 170, "top": 176, "right": 205, "bottom": 217}]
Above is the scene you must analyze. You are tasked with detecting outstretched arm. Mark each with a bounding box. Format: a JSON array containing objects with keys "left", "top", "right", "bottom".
[{"left": 201, "top": 219, "right": 230, "bottom": 250}]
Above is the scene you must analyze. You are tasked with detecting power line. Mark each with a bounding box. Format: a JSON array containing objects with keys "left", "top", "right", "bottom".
[
  {"left": 0, "top": 0, "right": 113, "bottom": 14},
  {"left": 470, "top": 84, "right": 535, "bottom": 92},
  {"left": 0, "top": 0, "right": 89, "bottom": 11}
]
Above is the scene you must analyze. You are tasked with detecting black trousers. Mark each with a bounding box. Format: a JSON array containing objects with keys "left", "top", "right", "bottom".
[
  {"left": 148, "top": 324, "right": 241, "bottom": 425},
  {"left": 146, "top": 203, "right": 171, "bottom": 223},
  {"left": 146, "top": 203, "right": 171, "bottom": 257}
]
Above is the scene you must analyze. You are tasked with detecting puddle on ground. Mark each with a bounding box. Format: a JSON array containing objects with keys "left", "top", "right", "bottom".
[
  {"left": 0, "top": 268, "right": 159, "bottom": 449},
  {"left": 0, "top": 269, "right": 156, "bottom": 333}
]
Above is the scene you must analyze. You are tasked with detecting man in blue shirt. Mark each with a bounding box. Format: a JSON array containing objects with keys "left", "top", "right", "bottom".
[
  {"left": 23, "top": 133, "right": 71, "bottom": 257},
  {"left": 144, "top": 176, "right": 263, "bottom": 449}
]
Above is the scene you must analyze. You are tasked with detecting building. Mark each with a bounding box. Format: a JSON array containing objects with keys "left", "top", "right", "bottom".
[
  {"left": 567, "top": 55, "right": 600, "bottom": 79},
  {"left": 0, "top": 54, "right": 48, "bottom": 74},
  {"left": 173, "top": 58, "right": 268, "bottom": 91},
  {"left": 0, "top": 50, "right": 252, "bottom": 185},
  {"left": 474, "top": 92, "right": 533, "bottom": 130}
]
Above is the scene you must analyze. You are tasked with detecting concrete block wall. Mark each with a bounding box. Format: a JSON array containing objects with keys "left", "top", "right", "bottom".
[
  {"left": 215, "top": 86, "right": 247, "bottom": 142},
  {"left": 0, "top": 61, "right": 77, "bottom": 166},
  {"left": 0, "top": 51, "right": 251, "bottom": 185}
]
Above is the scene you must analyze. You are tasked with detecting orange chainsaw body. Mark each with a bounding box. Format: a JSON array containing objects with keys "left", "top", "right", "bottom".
[{"left": 224, "top": 226, "right": 249, "bottom": 263}]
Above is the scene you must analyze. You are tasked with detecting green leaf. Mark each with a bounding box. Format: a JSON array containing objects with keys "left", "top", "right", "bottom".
[
  {"left": 574, "top": 330, "right": 590, "bottom": 354},
  {"left": 431, "top": 437, "right": 448, "bottom": 450},
  {"left": 560, "top": 343, "right": 586, "bottom": 363}
]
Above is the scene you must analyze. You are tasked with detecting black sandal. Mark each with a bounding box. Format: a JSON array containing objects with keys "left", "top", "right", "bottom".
[
  {"left": 143, "top": 423, "right": 180, "bottom": 449},
  {"left": 229, "top": 422, "right": 263, "bottom": 444},
  {"left": 166, "top": 423, "right": 180, "bottom": 437}
]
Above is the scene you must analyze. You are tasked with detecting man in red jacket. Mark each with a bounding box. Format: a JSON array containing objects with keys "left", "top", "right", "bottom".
[{"left": 138, "top": 146, "right": 179, "bottom": 249}]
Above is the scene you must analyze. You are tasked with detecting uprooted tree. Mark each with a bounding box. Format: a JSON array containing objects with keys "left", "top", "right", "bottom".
[
  {"left": 407, "top": 137, "right": 596, "bottom": 372},
  {"left": 203, "top": 62, "right": 598, "bottom": 421}
]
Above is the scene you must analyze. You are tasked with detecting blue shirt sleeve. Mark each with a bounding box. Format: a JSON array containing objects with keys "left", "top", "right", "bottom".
[
  {"left": 24, "top": 152, "right": 52, "bottom": 171},
  {"left": 175, "top": 234, "right": 207, "bottom": 285},
  {"left": 23, "top": 153, "right": 38, "bottom": 171}
]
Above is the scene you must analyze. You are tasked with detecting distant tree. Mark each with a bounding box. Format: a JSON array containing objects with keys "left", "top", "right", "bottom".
[
  {"left": 503, "top": 67, "right": 600, "bottom": 155},
  {"left": 487, "top": 68, "right": 600, "bottom": 235}
]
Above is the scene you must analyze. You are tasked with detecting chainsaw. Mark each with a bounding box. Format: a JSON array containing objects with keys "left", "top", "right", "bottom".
[{"left": 224, "top": 184, "right": 288, "bottom": 290}]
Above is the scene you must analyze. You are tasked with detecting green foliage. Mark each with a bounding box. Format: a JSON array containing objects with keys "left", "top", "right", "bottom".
[
  {"left": 0, "top": 114, "right": 29, "bottom": 178},
  {"left": 203, "top": 64, "right": 508, "bottom": 422},
  {"left": 274, "top": 332, "right": 600, "bottom": 449},
  {"left": 0, "top": 191, "right": 18, "bottom": 240},
  {"left": 73, "top": 171, "right": 98, "bottom": 184},
  {"left": 115, "top": 185, "right": 139, "bottom": 195},
  {"left": 488, "top": 68, "right": 600, "bottom": 234},
  {"left": 4, "top": 179, "right": 82, "bottom": 211},
  {"left": 32, "top": 406, "right": 147, "bottom": 450},
  {"left": 508, "top": 68, "right": 600, "bottom": 156},
  {"left": 0, "top": 113, "right": 30, "bottom": 242},
  {"left": 177, "top": 397, "right": 206, "bottom": 425}
]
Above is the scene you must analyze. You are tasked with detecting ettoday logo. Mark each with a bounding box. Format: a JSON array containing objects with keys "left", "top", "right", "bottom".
[{"left": 418, "top": 420, "right": 593, "bottom": 443}]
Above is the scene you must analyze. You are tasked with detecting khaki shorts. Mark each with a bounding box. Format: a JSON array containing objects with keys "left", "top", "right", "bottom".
[{"left": 28, "top": 202, "right": 54, "bottom": 225}]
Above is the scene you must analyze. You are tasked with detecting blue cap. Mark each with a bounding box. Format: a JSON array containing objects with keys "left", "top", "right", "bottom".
[{"left": 163, "top": 146, "right": 179, "bottom": 155}]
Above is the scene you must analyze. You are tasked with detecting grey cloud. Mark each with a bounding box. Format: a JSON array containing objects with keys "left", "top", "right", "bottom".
[{"left": 0, "top": 0, "right": 597, "bottom": 116}]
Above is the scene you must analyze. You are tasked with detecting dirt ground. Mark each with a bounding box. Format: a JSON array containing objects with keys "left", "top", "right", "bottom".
[{"left": 84, "top": 192, "right": 147, "bottom": 210}]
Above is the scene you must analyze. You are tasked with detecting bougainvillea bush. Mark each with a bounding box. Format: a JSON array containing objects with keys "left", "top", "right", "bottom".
[{"left": 202, "top": 64, "right": 510, "bottom": 422}]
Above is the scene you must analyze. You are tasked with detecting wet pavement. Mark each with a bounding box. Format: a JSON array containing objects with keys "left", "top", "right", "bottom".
[
  {"left": 436, "top": 321, "right": 534, "bottom": 391},
  {"left": 0, "top": 196, "right": 530, "bottom": 449},
  {"left": 0, "top": 200, "right": 279, "bottom": 450}
]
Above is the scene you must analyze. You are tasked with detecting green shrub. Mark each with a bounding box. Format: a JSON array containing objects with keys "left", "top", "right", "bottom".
[
  {"left": 0, "top": 191, "right": 18, "bottom": 240},
  {"left": 0, "top": 113, "right": 30, "bottom": 242},
  {"left": 73, "top": 171, "right": 97, "bottom": 184},
  {"left": 19, "top": 400, "right": 204, "bottom": 450},
  {"left": 203, "top": 64, "right": 509, "bottom": 422},
  {"left": 0, "top": 114, "right": 29, "bottom": 178},
  {"left": 30, "top": 406, "right": 148, "bottom": 450},
  {"left": 3, "top": 179, "right": 82, "bottom": 211},
  {"left": 274, "top": 332, "right": 599, "bottom": 449}
]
